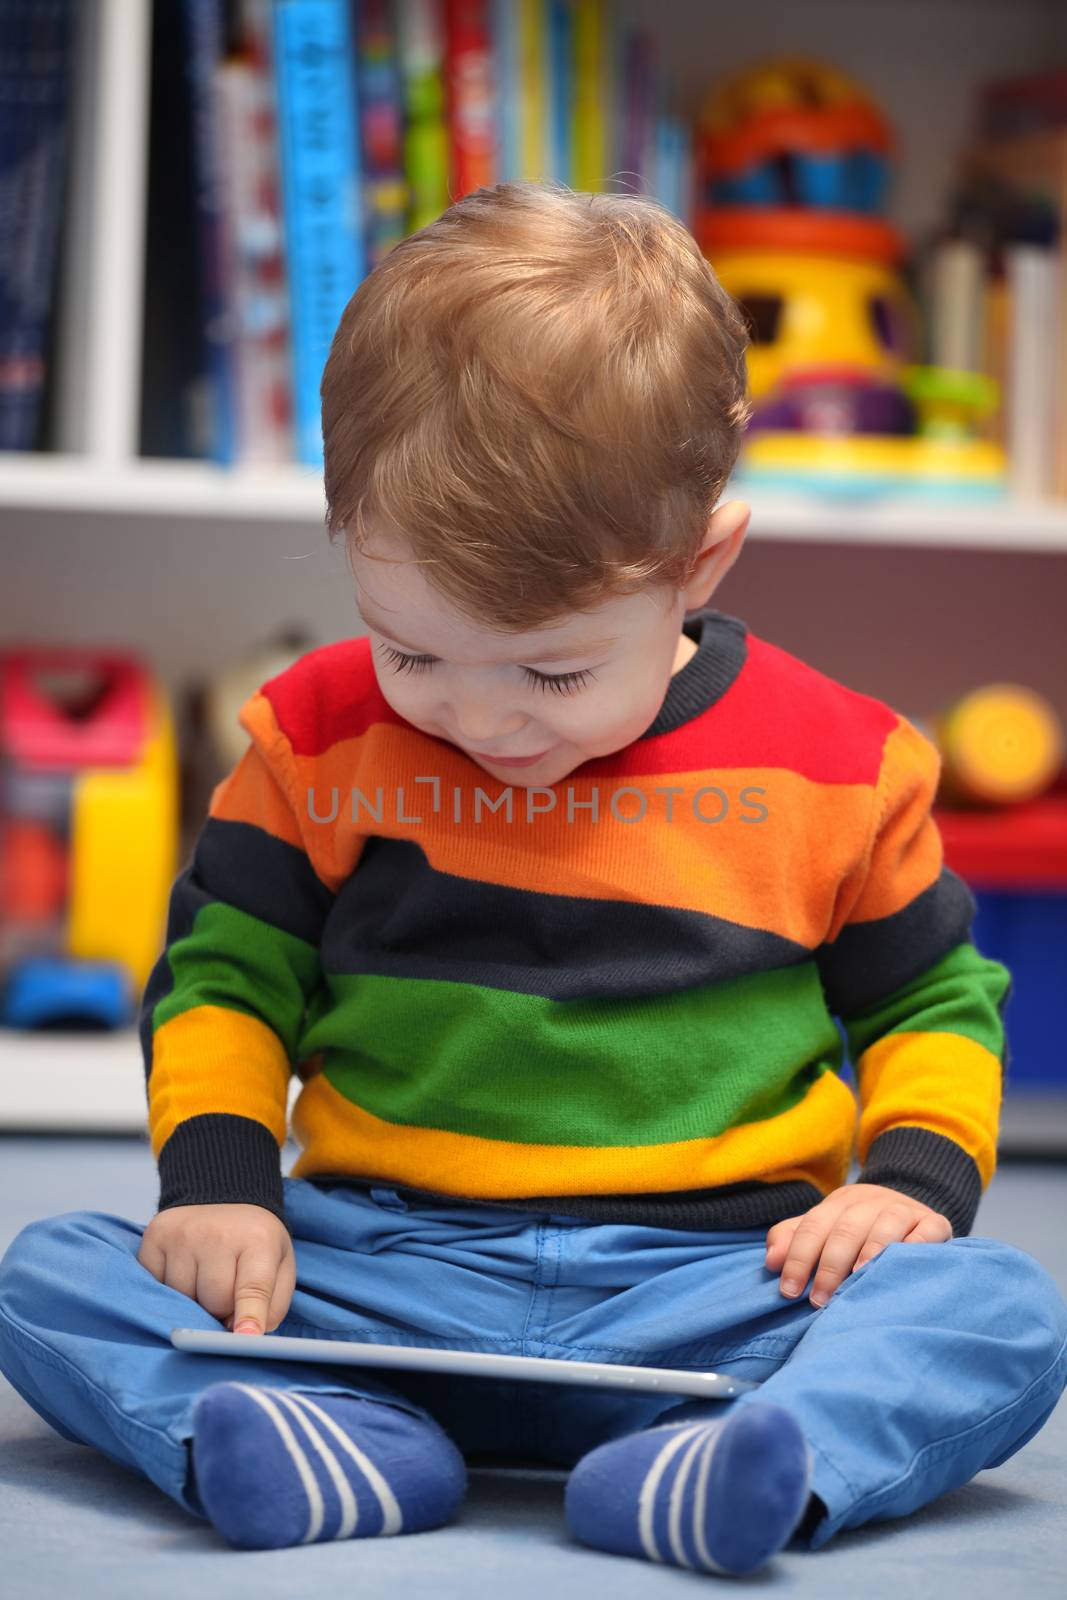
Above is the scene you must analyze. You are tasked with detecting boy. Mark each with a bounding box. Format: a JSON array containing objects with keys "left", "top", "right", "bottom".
[{"left": 1, "top": 182, "right": 1065, "bottom": 1575}]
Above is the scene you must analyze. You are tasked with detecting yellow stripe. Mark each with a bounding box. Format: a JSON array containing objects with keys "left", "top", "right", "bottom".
[
  {"left": 148, "top": 1005, "right": 291, "bottom": 1159},
  {"left": 288, "top": 1064, "right": 857, "bottom": 1198},
  {"left": 855, "top": 1030, "right": 1002, "bottom": 1187}
]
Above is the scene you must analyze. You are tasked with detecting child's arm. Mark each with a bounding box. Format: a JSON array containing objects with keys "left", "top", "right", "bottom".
[
  {"left": 139, "top": 687, "right": 335, "bottom": 1234},
  {"left": 815, "top": 713, "right": 1012, "bottom": 1241}
]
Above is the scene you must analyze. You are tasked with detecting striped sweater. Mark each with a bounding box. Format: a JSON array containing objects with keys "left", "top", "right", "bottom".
[{"left": 140, "top": 605, "right": 1012, "bottom": 1240}]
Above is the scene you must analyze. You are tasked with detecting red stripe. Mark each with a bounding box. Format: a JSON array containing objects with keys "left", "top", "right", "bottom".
[{"left": 264, "top": 631, "right": 899, "bottom": 785}]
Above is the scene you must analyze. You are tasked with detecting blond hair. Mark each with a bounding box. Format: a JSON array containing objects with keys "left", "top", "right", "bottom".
[{"left": 321, "top": 181, "right": 750, "bottom": 632}]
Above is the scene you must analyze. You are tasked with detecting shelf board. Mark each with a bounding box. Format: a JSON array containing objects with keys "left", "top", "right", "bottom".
[
  {"left": 2, "top": 453, "right": 1067, "bottom": 551},
  {"left": 0, "top": 1027, "right": 1063, "bottom": 1150},
  {"left": 0, "top": 1027, "right": 302, "bottom": 1133},
  {"left": 0, "top": 454, "right": 327, "bottom": 521}
]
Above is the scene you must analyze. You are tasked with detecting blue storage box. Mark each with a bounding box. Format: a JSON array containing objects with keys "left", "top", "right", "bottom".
[{"left": 972, "top": 889, "right": 1066, "bottom": 1090}]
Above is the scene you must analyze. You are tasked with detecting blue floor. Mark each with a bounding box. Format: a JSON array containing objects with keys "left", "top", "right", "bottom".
[{"left": 1, "top": 1136, "right": 1065, "bottom": 1598}]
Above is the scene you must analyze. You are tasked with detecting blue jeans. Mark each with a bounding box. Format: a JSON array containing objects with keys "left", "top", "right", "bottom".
[{"left": 0, "top": 1176, "right": 1065, "bottom": 1551}]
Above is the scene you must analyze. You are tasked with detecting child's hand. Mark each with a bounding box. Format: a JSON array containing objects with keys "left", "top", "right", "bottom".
[
  {"left": 763, "top": 1184, "right": 952, "bottom": 1308},
  {"left": 137, "top": 1203, "right": 296, "bottom": 1335}
]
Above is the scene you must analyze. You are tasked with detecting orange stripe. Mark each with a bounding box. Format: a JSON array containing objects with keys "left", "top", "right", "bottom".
[
  {"left": 843, "top": 717, "right": 943, "bottom": 925},
  {"left": 209, "top": 735, "right": 305, "bottom": 852},
  {"left": 286, "top": 722, "right": 878, "bottom": 945}
]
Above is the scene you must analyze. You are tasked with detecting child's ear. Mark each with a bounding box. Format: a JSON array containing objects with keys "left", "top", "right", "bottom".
[
  {"left": 684, "top": 500, "right": 750, "bottom": 608},
  {"left": 708, "top": 498, "right": 751, "bottom": 548}
]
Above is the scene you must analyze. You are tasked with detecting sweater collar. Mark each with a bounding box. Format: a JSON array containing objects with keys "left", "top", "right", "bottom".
[{"left": 636, "top": 606, "right": 748, "bottom": 740}]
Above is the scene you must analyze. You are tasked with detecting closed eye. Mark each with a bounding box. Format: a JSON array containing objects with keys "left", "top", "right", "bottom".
[{"left": 374, "top": 644, "right": 597, "bottom": 695}]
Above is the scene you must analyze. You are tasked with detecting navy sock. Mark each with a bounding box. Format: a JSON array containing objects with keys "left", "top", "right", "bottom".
[
  {"left": 190, "top": 1382, "right": 467, "bottom": 1550},
  {"left": 564, "top": 1401, "right": 813, "bottom": 1577}
]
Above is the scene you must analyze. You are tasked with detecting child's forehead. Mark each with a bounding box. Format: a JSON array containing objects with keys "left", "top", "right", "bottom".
[
  {"left": 358, "top": 587, "right": 626, "bottom": 665},
  {"left": 352, "top": 557, "right": 651, "bottom": 665}
]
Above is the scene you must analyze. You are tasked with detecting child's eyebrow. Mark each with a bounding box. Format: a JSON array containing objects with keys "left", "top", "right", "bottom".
[{"left": 360, "top": 608, "right": 620, "bottom": 665}]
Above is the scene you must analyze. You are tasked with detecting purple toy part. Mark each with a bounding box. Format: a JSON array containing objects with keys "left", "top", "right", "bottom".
[{"left": 748, "top": 369, "right": 916, "bottom": 435}]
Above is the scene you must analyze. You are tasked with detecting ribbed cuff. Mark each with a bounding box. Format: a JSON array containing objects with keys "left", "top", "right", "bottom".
[
  {"left": 857, "top": 1125, "right": 984, "bottom": 1238},
  {"left": 157, "top": 1113, "right": 290, "bottom": 1235}
]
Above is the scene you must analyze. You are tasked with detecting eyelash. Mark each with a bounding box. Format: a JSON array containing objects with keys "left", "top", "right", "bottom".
[{"left": 375, "top": 644, "right": 596, "bottom": 696}]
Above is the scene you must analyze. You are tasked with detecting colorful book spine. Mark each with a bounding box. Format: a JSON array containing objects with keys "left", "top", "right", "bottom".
[
  {"left": 928, "top": 238, "right": 985, "bottom": 372},
  {"left": 621, "top": 26, "right": 654, "bottom": 194},
  {"left": 186, "top": 0, "right": 238, "bottom": 465},
  {"left": 654, "top": 115, "right": 690, "bottom": 219},
  {"left": 398, "top": 0, "right": 451, "bottom": 229},
  {"left": 981, "top": 266, "right": 1009, "bottom": 448},
  {"left": 445, "top": 0, "right": 496, "bottom": 199},
  {"left": 272, "top": 0, "right": 365, "bottom": 467},
  {"left": 1005, "top": 244, "right": 1057, "bottom": 498},
  {"left": 545, "top": 0, "right": 573, "bottom": 185},
  {"left": 572, "top": 0, "right": 608, "bottom": 192},
  {"left": 0, "top": 0, "right": 74, "bottom": 451},
  {"left": 356, "top": 0, "right": 410, "bottom": 265},
  {"left": 491, "top": 0, "right": 520, "bottom": 179},
  {"left": 219, "top": 0, "right": 293, "bottom": 464},
  {"left": 517, "top": 0, "right": 546, "bottom": 180}
]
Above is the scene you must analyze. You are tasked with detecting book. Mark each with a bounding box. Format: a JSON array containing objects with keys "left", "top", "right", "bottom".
[
  {"left": 571, "top": 0, "right": 609, "bottom": 193},
  {"left": 272, "top": 0, "right": 366, "bottom": 467},
  {"left": 397, "top": 0, "right": 451, "bottom": 228},
  {"left": 491, "top": 0, "right": 520, "bottom": 179},
  {"left": 356, "top": 0, "right": 410, "bottom": 265},
  {"left": 968, "top": 126, "right": 1067, "bottom": 497},
  {"left": 0, "top": 0, "right": 75, "bottom": 451},
  {"left": 217, "top": 0, "right": 294, "bottom": 464},
  {"left": 1005, "top": 245, "right": 1058, "bottom": 499},
  {"left": 926, "top": 238, "right": 986, "bottom": 372},
  {"left": 186, "top": 0, "right": 239, "bottom": 466},
  {"left": 545, "top": 0, "right": 573, "bottom": 186},
  {"left": 516, "top": 0, "right": 547, "bottom": 181},
  {"left": 445, "top": 0, "right": 496, "bottom": 199}
]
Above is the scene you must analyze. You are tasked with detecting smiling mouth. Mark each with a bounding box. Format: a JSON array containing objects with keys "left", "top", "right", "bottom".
[{"left": 476, "top": 750, "right": 547, "bottom": 760}]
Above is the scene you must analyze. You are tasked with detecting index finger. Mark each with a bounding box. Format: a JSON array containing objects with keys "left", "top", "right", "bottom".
[{"left": 232, "top": 1246, "right": 280, "bottom": 1335}]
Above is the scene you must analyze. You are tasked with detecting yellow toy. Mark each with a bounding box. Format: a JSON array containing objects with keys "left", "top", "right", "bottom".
[
  {"left": 935, "top": 685, "right": 1064, "bottom": 808},
  {"left": 0, "top": 650, "right": 178, "bottom": 1028},
  {"left": 695, "top": 55, "right": 1007, "bottom": 499}
]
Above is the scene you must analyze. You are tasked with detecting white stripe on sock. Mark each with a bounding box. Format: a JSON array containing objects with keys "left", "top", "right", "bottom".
[
  {"left": 637, "top": 1424, "right": 707, "bottom": 1564},
  {"left": 231, "top": 1383, "right": 324, "bottom": 1544},
  {"left": 286, "top": 1392, "right": 404, "bottom": 1536},
  {"left": 691, "top": 1424, "right": 732, "bottom": 1575},
  {"left": 667, "top": 1425, "right": 715, "bottom": 1570},
  {"left": 273, "top": 1392, "right": 359, "bottom": 1540}
]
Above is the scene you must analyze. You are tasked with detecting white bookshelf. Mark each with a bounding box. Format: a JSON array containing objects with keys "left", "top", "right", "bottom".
[
  {"left": 2, "top": 0, "right": 1067, "bottom": 1133},
  {"left": 0, "top": 1028, "right": 303, "bottom": 1133},
  {"left": 2, "top": 451, "right": 1067, "bottom": 551}
]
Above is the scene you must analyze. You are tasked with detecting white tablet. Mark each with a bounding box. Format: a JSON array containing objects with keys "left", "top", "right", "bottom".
[{"left": 170, "top": 1328, "right": 760, "bottom": 1401}]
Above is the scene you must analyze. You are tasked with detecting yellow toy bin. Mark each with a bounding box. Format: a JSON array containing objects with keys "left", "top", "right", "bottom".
[{"left": 0, "top": 649, "right": 179, "bottom": 1029}]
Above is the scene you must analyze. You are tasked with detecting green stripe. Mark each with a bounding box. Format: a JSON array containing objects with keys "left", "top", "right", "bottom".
[
  {"left": 842, "top": 940, "right": 1011, "bottom": 1063},
  {"left": 154, "top": 902, "right": 321, "bottom": 1059},
  {"left": 299, "top": 962, "right": 844, "bottom": 1146}
]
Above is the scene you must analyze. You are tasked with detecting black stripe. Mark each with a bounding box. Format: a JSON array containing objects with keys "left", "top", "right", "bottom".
[
  {"left": 322, "top": 835, "right": 812, "bottom": 1000},
  {"left": 196, "top": 817, "right": 335, "bottom": 945},
  {"left": 637, "top": 608, "right": 749, "bottom": 739},
  {"left": 320, "top": 1176, "right": 827, "bottom": 1233},
  {"left": 816, "top": 867, "right": 977, "bottom": 1017},
  {"left": 139, "top": 819, "right": 333, "bottom": 1085},
  {"left": 156, "top": 1112, "right": 289, "bottom": 1233},
  {"left": 857, "top": 1126, "right": 984, "bottom": 1238}
]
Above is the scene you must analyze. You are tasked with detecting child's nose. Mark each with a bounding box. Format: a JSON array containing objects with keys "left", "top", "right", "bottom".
[{"left": 450, "top": 702, "right": 527, "bottom": 746}]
